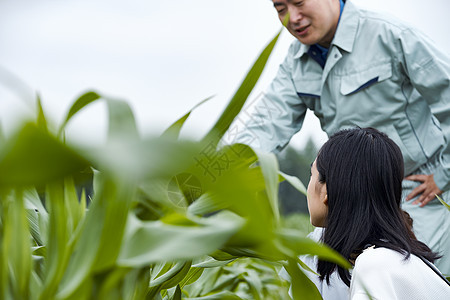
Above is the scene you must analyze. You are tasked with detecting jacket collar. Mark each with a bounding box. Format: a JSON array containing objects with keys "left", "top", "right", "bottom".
[{"left": 293, "top": 0, "right": 360, "bottom": 59}]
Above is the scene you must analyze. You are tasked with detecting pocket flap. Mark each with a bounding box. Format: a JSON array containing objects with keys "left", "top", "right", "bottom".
[
  {"left": 294, "top": 79, "right": 322, "bottom": 98},
  {"left": 340, "top": 62, "right": 392, "bottom": 95}
]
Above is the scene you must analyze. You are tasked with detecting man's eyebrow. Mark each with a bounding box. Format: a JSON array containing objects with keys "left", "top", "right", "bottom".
[{"left": 273, "top": 2, "right": 285, "bottom": 7}]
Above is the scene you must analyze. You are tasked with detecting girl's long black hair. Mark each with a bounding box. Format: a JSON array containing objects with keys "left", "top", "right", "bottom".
[{"left": 316, "top": 127, "right": 440, "bottom": 286}]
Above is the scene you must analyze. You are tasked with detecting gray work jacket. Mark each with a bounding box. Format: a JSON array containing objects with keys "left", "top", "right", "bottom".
[{"left": 235, "top": 0, "right": 450, "bottom": 191}]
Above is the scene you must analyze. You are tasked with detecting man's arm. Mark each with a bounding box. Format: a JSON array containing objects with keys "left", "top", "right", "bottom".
[
  {"left": 400, "top": 28, "right": 450, "bottom": 205},
  {"left": 228, "top": 53, "right": 308, "bottom": 153}
]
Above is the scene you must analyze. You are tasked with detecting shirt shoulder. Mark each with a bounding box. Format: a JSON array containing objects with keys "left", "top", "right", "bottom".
[
  {"left": 354, "top": 247, "right": 404, "bottom": 270},
  {"left": 351, "top": 248, "right": 450, "bottom": 300},
  {"left": 357, "top": 8, "right": 410, "bottom": 32}
]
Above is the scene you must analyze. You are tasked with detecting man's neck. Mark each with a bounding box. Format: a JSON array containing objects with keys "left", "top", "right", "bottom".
[{"left": 317, "top": 0, "right": 345, "bottom": 48}]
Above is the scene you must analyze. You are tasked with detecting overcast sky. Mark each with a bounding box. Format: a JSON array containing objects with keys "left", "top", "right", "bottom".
[{"left": 0, "top": 0, "right": 449, "bottom": 148}]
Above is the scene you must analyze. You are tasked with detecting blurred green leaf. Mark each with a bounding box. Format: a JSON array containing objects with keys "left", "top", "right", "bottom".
[
  {"left": 185, "top": 291, "right": 244, "bottom": 300},
  {"left": 253, "top": 149, "right": 281, "bottom": 226},
  {"left": 172, "top": 285, "right": 182, "bottom": 300},
  {"left": 179, "top": 267, "right": 204, "bottom": 288},
  {"left": 436, "top": 194, "right": 450, "bottom": 210},
  {"left": 2, "top": 190, "right": 32, "bottom": 299},
  {"left": 36, "top": 94, "right": 48, "bottom": 133},
  {"left": 0, "top": 122, "right": 4, "bottom": 144},
  {"left": 277, "top": 229, "right": 351, "bottom": 269},
  {"left": 58, "top": 91, "right": 101, "bottom": 137},
  {"left": 84, "top": 137, "right": 205, "bottom": 184},
  {"left": 281, "top": 213, "right": 314, "bottom": 237},
  {"left": 40, "top": 182, "right": 71, "bottom": 299},
  {"left": 162, "top": 96, "right": 214, "bottom": 139},
  {"left": 0, "top": 28, "right": 343, "bottom": 300},
  {"left": 118, "top": 212, "right": 244, "bottom": 267},
  {"left": 204, "top": 30, "right": 281, "bottom": 144},
  {"left": 151, "top": 261, "right": 191, "bottom": 290},
  {"left": 192, "top": 258, "right": 234, "bottom": 269},
  {"left": 106, "top": 98, "right": 139, "bottom": 141},
  {"left": 24, "top": 189, "right": 49, "bottom": 246},
  {"left": 57, "top": 178, "right": 134, "bottom": 298},
  {"left": 121, "top": 267, "right": 150, "bottom": 300},
  {"left": 279, "top": 171, "right": 307, "bottom": 195},
  {"left": 285, "top": 259, "right": 322, "bottom": 300},
  {"left": 0, "top": 123, "right": 91, "bottom": 187}
]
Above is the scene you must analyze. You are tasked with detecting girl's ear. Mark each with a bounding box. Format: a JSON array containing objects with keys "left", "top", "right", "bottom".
[{"left": 323, "top": 193, "right": 328, "bottom": 206}]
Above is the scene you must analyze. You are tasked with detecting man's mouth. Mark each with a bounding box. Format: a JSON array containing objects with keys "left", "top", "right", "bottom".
[{"left": 294, "top": 25, "right": 310, "bottom": 36}]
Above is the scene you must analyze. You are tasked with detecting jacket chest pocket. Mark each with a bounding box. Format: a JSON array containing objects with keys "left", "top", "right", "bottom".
[
  {"left": 293, "top": 78, "right": 322, "bottom": 110},
  {"left": 340, "top": 62, "right": 392, "bottom": 96}
]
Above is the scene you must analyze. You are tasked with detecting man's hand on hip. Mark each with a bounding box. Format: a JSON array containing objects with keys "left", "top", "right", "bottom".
[{"left": 405, "top": 174, "right": 442, "bottom": 207}]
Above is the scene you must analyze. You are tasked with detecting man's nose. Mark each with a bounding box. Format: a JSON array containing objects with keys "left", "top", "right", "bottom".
[{"left": 289, "top": 8, "right": 302, "bottom": 24}]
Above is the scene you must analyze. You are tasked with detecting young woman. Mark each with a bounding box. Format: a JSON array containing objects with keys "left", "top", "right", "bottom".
[{"left": 307, "top": 127, "right": 450, "bottom": 299}]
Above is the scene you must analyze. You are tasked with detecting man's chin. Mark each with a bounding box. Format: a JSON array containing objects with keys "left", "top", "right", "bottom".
[
  {"left": 289, "top": 31, "right": 317, "bottom": 45},
  {"left": 296, "top": 37, "right": 317, "bottom": 46}
]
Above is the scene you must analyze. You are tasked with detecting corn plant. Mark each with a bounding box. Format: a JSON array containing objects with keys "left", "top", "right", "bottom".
[{"left": 0, "top": 30, "right": 350, "bottom": 300}]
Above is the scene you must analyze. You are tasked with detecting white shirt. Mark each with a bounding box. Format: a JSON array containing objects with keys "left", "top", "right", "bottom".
[{"left": 350, "top": 247, "right": 450, "bottom": 299}]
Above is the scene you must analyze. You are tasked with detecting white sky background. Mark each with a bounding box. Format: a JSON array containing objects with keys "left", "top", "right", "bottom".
[{"left": 0, "top": 0, "right": 449, "bottom": 149}]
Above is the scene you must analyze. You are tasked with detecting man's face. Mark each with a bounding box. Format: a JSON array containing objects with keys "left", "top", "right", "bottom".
[{"left": 272, "top": 0, "right": 340, "bottom": 47}]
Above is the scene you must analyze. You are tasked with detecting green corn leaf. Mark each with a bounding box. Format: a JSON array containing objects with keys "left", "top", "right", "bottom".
[
  {"left": 285, "top": 259, "right": 322, "bottom": 300},
  {"left": 95, "top": 267, "right": 130, "bottom": 300},
  {"left": 92, "top": 182, "right": 136, "bottom": 273},
  {"left": 26, "top": 209, "right": 44, "bottom": 246},
  {"left": 30, "top": 271, "right": 43, "bottom": 300},
  {"left": 79, "top": 188, "right": 87, "bottom": 219},
  {"left": 179, "top": 267, "right": 204, "bottom": 288},
  {"left": 64, "top": 178, "right": 83, "bottom": 233},
  {"left": 208, "top": 250, "right": 239, "bottom": 262},
  {"left": 436, "top": 194, "right": 450, "bottom": 210},
  {"left": 279, "top": 171, "right": 307, "bottom": 195},
  {"left": 58, "top": 91, "right": 101, "bottom": 137},
  {"left": 39, "top": 182, "right": 72, "bottom": 300},
  {"left": 24, "top": 189, "right": 47, "bottom": 215},
  {"left": 3, "top": 190, "right": 32, "bottom": 299},
  {"left": 118, "top": 211, "right": 244, "bottom": 267},
  {"left": 24, "top": 189, "right": 49, "bottom": 246},
  {"left": 36, "top": 94, "right": 48, "bottom": 133},
  {"left": 85, "top": 137, "right": 204, "bottom": 184},
  {"left": 0, "top": 122, "right": 4, "bottom": 144},
  {"left": 187, "top": 193, "right": 228, "bottom": 216},
  {"left": 151, "top": 261, "right": 191, "bottom": 290},
  {"left": 162, "top": 96, "right": 214, "bottom": 139},
  {"left": 122, "top": 268, "right": 150, "bottom": 300},
  {"left": 58, "top": 91, "right": 140, "bottom": 142},
  {"left": 57, "top": 178, "right": 134, "bottom": 298},
  {"left": 204, "top": 29, "right": 282, "bottom": 145},
  {"left": 205, "top": 170, "right": 275, "bottom": 249},
  {"left": 105, "top": 98, "right": 139, "bottom": 141},
  {"left": 277, "top": 229, "right": 351, "bottom": 269},
  {"left": 171, "top": 285, "right": 182, "bottom": 300},
  {"left": 0, "top": 123, "right": 91, "bottom": 187},
  {"left": 253, "top": 149, "right": 281, "bottom": 226},
  {"left": 55, "top": 183, "right": 108, "bottom": 298},
  {"left": 242, "top": 268, "right": 263, "bottom": 300},
  {"left": 185, "top": 291, "right": 244, "bottom": 300},
  {"left": 192, "top": 258, "right": 234, "bottom": 269}
]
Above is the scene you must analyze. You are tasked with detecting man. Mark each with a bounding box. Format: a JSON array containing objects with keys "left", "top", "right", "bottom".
[{"left": 235, "top": 0, "right": 450, "bottom": 277}]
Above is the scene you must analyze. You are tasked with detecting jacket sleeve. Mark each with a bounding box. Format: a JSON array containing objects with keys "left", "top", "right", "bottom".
[
  {"left": 399, "top": 28, "right": 450, "bottom": 191},
  {"left": 228, "top": 51, "right": 308, "bottom": 153}
]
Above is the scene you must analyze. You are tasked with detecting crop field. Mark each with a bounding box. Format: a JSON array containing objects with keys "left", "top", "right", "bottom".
[{"left": 0, "top": 30, "right": 372, "bottom": 300}]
